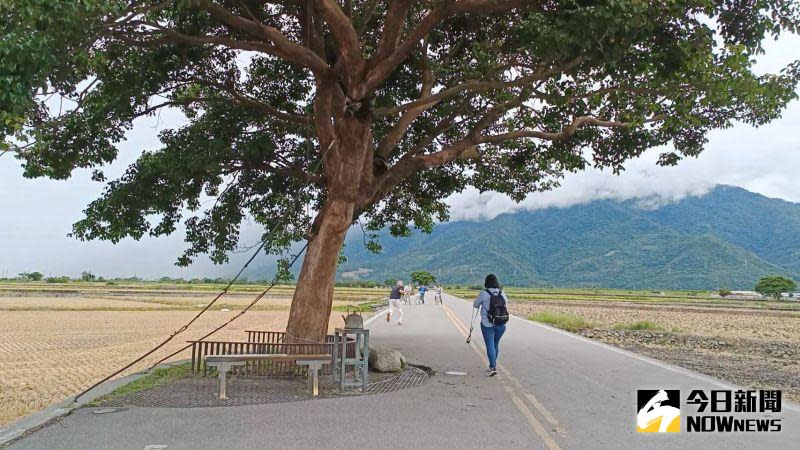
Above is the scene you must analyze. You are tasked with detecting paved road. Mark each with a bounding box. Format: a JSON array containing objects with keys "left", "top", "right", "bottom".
[
  {"left": 10, "top": 292, "right": 800, "bottom": 449},
  {"left": 440, "top": 293, "right": 800, "bottom": 449}
]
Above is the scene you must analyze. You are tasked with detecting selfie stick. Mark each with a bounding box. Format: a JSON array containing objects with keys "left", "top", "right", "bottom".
[{"left": 466, "top": 307, "right": 479, "bottom": 343}]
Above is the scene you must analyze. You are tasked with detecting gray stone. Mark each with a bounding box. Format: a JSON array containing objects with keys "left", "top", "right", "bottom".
[{"left": 369, "top": 346, "right": 406, "bottom": 372}]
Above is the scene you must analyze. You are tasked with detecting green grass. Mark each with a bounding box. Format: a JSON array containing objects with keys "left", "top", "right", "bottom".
[
  {"left": 332, "top": 298, "right": 385, "bottom": 312},
  {"left": 612, "top": 320, "right": 665, "bottom": 331},
  {"left": 88, "top": 363, "right": 191, "bottom": 406},
  {"left": 528, "top": 311, "right": 593, "bottom": 332}
]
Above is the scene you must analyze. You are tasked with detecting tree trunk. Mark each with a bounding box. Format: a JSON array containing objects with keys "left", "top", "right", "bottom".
[
  {"left": 285, "top": 114, "right": 372, "bottom": 342},
  {"left": 285, "top": 197, "right": 355, "bottom": 342}
]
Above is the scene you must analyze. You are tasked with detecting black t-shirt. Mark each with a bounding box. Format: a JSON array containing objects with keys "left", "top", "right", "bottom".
[{"left": 389, "top": 285, "right": 402, "bottom": 299}]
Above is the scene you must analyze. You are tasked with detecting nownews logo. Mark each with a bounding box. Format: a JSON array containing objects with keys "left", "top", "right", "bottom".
[
  {"left": 637, "top": 389, "right": 782, "bottom": 433},
  {"left": 637, "top": 390, "right": 680, "bottom": 432}
]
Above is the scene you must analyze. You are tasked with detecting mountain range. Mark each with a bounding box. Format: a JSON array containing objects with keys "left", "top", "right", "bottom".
[{"left": 337, "top": 186, "right": 800, "bottom": 290}]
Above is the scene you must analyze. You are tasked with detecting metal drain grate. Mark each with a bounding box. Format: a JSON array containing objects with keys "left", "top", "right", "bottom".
[{"left": 99, "top": 366, "right": 432, "bottom": 408}]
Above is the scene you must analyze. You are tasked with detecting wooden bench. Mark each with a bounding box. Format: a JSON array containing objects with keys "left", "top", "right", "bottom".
[{"left": 204, "top": 354, "right": 332, "bottom": 400}]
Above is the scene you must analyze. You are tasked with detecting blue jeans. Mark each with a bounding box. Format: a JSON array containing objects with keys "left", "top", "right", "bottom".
[{"left": 480, "top": 323, "right": 506, "bottom": 369}]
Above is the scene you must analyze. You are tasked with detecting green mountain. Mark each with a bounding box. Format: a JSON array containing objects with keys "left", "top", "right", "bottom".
[{"left": 338, "top": 186, "right": 800, "bottom": 290}]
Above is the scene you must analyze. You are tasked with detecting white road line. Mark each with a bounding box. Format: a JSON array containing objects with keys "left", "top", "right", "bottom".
[
  {"left": 364, "top": 308, "right": 389, "bottom": 325},
  {"left": 445, "top": 293, "right": 800, "bottom": 413}
]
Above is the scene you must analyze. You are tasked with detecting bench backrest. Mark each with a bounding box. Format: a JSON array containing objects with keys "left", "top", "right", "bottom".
[{"left": 206, "top": 354, "right": 332, "bottom": 363}]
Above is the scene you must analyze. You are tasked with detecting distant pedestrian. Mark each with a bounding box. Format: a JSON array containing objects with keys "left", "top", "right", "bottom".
[
  {"left": 434, "top": 285, "right": 443, "bottom": 304},
  {"left": 473, "top": 274, "right": 510, "bottom": 376},
  {"left": 418, "top": 285, "right": 427, "bottom": 304},
  {"left": 387, "top": 280, "right": 404, "bottom": 325},
  {"left": 402, "top": 283, "right": 411, "bottom": 304}
]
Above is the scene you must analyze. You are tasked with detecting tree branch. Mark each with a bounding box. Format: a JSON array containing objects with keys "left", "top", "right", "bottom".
[
  {"left": 374, "top": 57, "right": 583, "bottom": 116},
  {"left": 376, "top": 41, "right": 434, "bottom": 159},
  {"left": 365, "top": 4, "right": 449, "bottom": 92},
  {"left": 204, "top": 2, "right": 332, "bottom": 77},
  {"left": 372, "top": 0, "right": 412, "bottom": 63},
  {"left": 365, "top": 0, "right": 533, "bottom": 92},
  {"left": 477, "top": 114, "right": 667, "bottom": 143},
  {"left": 189, "top": 78, "right": 311, "bottom": 124},
  {"left": 315, "top": 0, "right": 365, "bottom": 87}
]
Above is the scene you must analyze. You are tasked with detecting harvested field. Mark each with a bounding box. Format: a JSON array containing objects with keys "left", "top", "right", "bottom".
[
  {"left": 0, "top": 309, "right": 346, "bottom": 427},
  {"left": 0, "top": 296, "right": 174, "bottom": 310},
  {"left": 509, "top": 300, "right": 800, "bottom": 343},
  {"left": 0, "top": 282, "right": 387, "bottom": 427},
  {"left": 511, "top": 300, "right": 800, "bottom": 402}
]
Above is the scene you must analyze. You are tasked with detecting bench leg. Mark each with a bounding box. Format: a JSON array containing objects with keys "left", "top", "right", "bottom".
[
  {"left": 209, "top": 362, "right": 245, "bottom": 400},
  {"left": 303, "top": 361, "right": 323, "bottom": 397},
  {"left": 312, "top": 366, "right": 320, "bottom": 397},
  {"left": 218, "top": 364, "right": 230, "bottom": 400}
]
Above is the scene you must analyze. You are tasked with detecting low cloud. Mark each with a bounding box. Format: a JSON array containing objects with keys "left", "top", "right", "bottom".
[
  {"left": 448, "top": 34, "right": 800, "bottom": 221},
  {"left": 447, "top": 113, "right": 800, "bottom": 221}
]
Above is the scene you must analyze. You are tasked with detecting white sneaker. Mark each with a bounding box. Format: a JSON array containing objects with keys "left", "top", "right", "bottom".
[{"left": 488, "top": 369, "right": 498, "bottom": 377}]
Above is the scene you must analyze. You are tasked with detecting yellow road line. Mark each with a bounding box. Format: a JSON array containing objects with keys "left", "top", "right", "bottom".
[
  {"left": 498, "top": 366, "right": 561, "bottom": 429},
  {"left": 440, "top": 302, "right": 562, "bottom": 450},
  {"left": 443, "top": 299, "right": 565, "bottom": 433},
  {"left": 505, "top": 386, "right": 562, "bottom": 450}
]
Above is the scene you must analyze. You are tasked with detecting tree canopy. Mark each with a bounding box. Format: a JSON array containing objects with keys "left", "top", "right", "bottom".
[
  {"left": 3, "top": 0, "right": 798, "bottom": 263},
  {"left": 3, "top": 1, "right": 800, "bottom": 338},
  {"left": 410, "top": 270, "right": 436, "bottom": 286},
  {"left": 18, "top": 271, "right": 44, "bottom": 281},
  {"left": 755, "top": 275, "right": 797, "bottom": 300}
]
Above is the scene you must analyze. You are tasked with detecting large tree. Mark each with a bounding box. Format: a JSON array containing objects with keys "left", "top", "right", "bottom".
[
  {"left": 2, "top": 1, "right": 799, "bottom": 341},
  {"left": 755, "top": 275, "right": 797, "bottom": 300}
]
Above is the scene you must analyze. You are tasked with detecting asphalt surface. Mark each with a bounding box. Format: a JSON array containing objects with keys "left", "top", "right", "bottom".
[{"left": 10, "top": 292, "right": 800, "bottom": 449}]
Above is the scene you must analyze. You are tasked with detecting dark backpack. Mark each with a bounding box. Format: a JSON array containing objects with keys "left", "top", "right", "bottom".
[{"left": 485, "top": 289, "right": 509, "bottom": 325}]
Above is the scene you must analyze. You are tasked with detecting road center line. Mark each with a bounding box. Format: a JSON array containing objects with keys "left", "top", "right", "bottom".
[
  {"left": 497, "top": 366, "right": 561, "bottom": 429},
  {"left": 441, "top": 300, "right": 563, "bottom": 430},
  {"left": 440, "top": 301, "right": 562, "bottom": 450}
]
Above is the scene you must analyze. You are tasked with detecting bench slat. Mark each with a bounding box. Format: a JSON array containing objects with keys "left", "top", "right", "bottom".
[{"left": 205, "top": 354, "right": 331, "bottom": 363}]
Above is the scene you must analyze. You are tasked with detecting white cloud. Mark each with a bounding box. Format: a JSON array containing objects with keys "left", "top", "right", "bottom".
[{"left": 447, "top": 34, "right": 800, "bottom": 221}]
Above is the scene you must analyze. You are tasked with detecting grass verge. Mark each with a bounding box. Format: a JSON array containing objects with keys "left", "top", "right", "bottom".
[
  {"left": 332, "top": 298, "right": 385, "bottom": 312},
  {"left": 612, "top": 320, "right": 665, "bottom": 331},
  {"left": 87, "top": 362, "right": 191, "bottom": 406},
  {"left": 528, "top": 311, "right": 593, "bottom": 332}
]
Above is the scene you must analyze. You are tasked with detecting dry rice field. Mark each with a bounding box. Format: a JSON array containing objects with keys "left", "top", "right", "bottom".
[
  {"left": 0, "top": 284, "right": 384, "bottom": 427},
  {"left": 508, "top": 300, "right": 800, "bottom": 342}
]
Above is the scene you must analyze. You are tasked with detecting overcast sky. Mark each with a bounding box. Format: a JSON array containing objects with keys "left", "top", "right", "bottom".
[{"left": 1, "top": 35, "right": 798, "bottom": 279}]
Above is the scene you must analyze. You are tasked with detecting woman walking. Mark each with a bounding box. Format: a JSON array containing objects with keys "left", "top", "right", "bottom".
[{"left": 473, "top": 274, "right": 510, "bottom": 376}]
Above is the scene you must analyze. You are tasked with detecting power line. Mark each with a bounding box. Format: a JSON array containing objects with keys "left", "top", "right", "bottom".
[{"left": 73, "top": 224, "right": 304, "bottom": 402}]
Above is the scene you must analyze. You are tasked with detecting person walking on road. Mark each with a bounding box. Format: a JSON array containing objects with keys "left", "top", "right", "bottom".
[
  {"left": 387, "top": 280, "right": 404, "bottom": 325},
  {"left": 402, "top": 283, "right": 411, "bottom": 304},
  {"left": 473, "top": 274, "right": 510, "bottom": 376},
  {"left": 418, "top": 284, "right": 427, "bottom": 304}
]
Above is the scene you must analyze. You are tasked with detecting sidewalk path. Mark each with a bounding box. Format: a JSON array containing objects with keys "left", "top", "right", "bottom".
[{"left": 10, "top": 292, "right": 800, "bottom": 449}]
